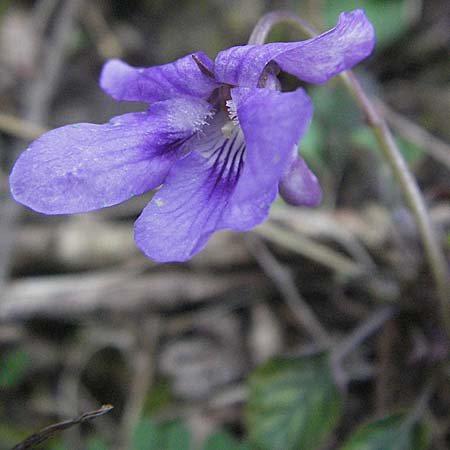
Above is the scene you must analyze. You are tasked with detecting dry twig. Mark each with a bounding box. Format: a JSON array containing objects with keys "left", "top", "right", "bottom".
[
  {"left": 0, "top": 271, "right": 266, "bottom": 320},
  {"left": 10, "top": 405, "right": 113, "bottom": 450},
  {"left": 245, "top": 233, "right": 330, "bottom": 346},
  {"left": 0, "top": 0, "right": 83, "bottom": 285},
  {"left": 375, "top": 99, "right": 450, "bottom": 171}
]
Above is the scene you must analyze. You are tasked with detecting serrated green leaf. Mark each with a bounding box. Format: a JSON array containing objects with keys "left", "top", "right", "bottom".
[
  {"left": 245, "top": 353, "right": 341, "bottom": 450},
  {"left": 340, "top": 412, "right": 429, "bottom": 450},
  {"left": 0, "top": 349, "right": 29, "bottom": 388},
  {"left": 203, "top": 430, "right": 252, "bottom": 450}
]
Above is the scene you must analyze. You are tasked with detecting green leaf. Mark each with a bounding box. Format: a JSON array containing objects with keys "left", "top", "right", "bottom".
[
  {"left": 323, "top": 0, "right": 410, "bottom": 48},
  {"left": 49, "top": 445, "right": 69, "bottom": 450},
  {"left": 203, "top": 430, "right": 252, "bottom": 450},
  {"left": 311, "top": 83, "right": 361, "bottom": 130},
  {"left": 86, "top": 436, "right": 108, "bottom": 450},
  {"left": 0, "top": 349, "right": 29, "bottom": 388},
  {"left": 0, "top": 0, "right": 13, "bottom": 18},
  {"left": 131, "top": 418, "right": 191, "bottom": 450},
  {"left": 298, "top": 120, "right": 325, "bottom": 170},
  {"left": 143, "top": 379, "right": 172, "bottom": 415},
  {"left": 395, "top": 137, "right": 424, "bottom": 166},
  {"left": 245, "top": 353, "right": 341, "bottom": 450},
  {"left": 340, "top": 412, "right": 429, "bottom": 450},
  {"left": 351, "top": 126, "right": 424, "bottom": 165},
  {"left": 131, "top": 417, "right": 160, "bottom": 450},
  {"left": 309, "top": 83, "right": 363, "bottom": 159},
  {"left": 0, "top": 423, "right": 32, "bottom": 447},
  {"left": 159, "top": 420, "right": 191, "bottom": 450}
]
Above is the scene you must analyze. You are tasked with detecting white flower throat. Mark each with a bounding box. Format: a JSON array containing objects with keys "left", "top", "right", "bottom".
[{"left": 221, "top": 120, "right": 235, "bottom": 139}]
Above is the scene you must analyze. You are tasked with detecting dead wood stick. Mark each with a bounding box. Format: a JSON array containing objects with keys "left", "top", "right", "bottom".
[{"left": 0, "top": 271, "right": 266, "bottom": 321}]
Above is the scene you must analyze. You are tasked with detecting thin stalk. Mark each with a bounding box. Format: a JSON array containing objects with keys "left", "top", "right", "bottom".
[
  {"left": 405, "top": 377, "right": 435, "bottom": 427},
  {"left": 340, "top": 71, "right": 450, "bottom": 336},
  {"left": 331, "top": 305, "right": 397, "bottom": 388},
  {"left": 249, "top": 10, "right": 450, "bottom": 338},
  {"left": 332, "top": 306, "right": 397, "bottom": 365},
  {"left": 248, "top": 10, "right": 318, "bottom": 44},
  {"left": 246, "top": 234, "right": 331, "bottom": 346}
]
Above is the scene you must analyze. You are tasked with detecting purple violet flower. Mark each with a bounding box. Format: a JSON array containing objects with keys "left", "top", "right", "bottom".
[{"left": 9, "top": 9, "right": 374, "bottom": 262}]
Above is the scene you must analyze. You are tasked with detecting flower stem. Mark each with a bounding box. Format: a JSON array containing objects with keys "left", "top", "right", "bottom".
[
  {"left": 339, "top": 71, "right": 450, "bottom": 337},
  {"left": 249, "top": 10, "right": 450, "bottom": 338},
  {"left": 248, "top": 10, "right": 318, "bottom": 44}
]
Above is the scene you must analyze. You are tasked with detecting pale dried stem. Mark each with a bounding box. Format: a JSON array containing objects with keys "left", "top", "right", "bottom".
[
  {"left": 119, "top": 317, "right": 160, "bottom": 450},
  {"left": 245, "top": 234, "right": 330, "bottom": 346},
  {"left": 341, "top": 71, "right": 450, "bottom": 337},
  {"left": 81, "top": 2, "right": 123, "bottom": 59},
  {"left": 0, "top": 270, "right": 266, "bottom": 321},
  {"left": 0, "top": 112, "right": 47, "bottom": 140},
  {"left": 0, "top": 0, "right": 84, "bottom": 286},
  {"left": 374, "top": 98, "right": 450, "bottom": 171},
  {"left": 248, "top": 10, "right": 317, "bottom": 44},
  {"left": 331, "top": 306, "right": 397, "bottom": 387},
  {"left": 256, "top": 221, "right": 364, "bottom": 278},
  {"left": 406, "top": 377, "right": 435, "bottom": 427},
  {"left": 332, "top": 306, "right": 397, "bottom": 365}
]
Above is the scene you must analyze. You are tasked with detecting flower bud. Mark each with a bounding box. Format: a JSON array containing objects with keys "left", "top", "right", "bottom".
[{"left": 279, "top": 155, "right": 322, "bottom": 206}]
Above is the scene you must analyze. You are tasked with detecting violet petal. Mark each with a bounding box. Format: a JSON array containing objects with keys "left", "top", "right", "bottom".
[
  {"left": 10, "top": 97, "right": 211, "bottom": 214},
  {"left": 279, "top": 155, "right": 322, "bottom": 206},
  {"left": 220, "top": 86, "right": 313, "bottom": 230},
  {"left": 100, "top": 51, "right": 219, "bottom": 103},
  {"left": 214, "top": 9, "right": 375, "bottom": 87},
  {"left": 134, "top": 120, "right": 246, "bottom": 262}
]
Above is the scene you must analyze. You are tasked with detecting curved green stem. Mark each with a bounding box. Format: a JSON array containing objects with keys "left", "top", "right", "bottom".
[{"left": 249, "top": 10, "right": 450, "bottom": 338}]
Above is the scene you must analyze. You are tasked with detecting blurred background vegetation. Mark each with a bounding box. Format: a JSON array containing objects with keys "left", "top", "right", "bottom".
[{"left": 0, "top": 0, "right": 449, "bottom": 449}]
